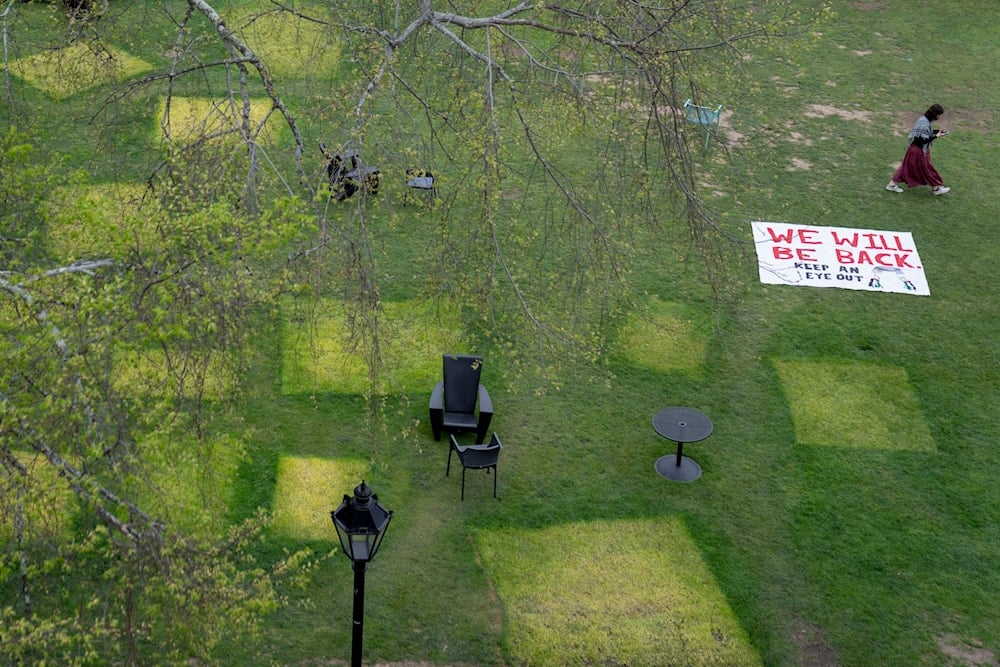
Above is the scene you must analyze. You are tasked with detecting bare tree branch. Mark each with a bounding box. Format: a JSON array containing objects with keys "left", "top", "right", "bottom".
[{"left": 187, "top": 0, "right": 307, "bottom": 182}]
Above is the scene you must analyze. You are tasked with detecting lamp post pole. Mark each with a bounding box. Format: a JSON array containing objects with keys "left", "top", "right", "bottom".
[
  {"left": 331, "top": 480, "right": 392, "bottom": 667},
  {"left": 351, "top": 560, "right": 366, "bottom": 667}
]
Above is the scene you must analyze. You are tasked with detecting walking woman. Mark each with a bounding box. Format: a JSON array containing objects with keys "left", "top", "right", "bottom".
[{"left": 886, "top": 103, "right": 950, "bottom": 196}]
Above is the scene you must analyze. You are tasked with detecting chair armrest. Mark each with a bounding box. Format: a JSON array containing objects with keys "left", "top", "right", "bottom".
[
  {"left": 475, "top": 384, "right": 493, "bottom": 444},
  {"left": 465, "top": 437, "right": 502, "bottom": 453},
  {"left": 429, "top": 381, "right": 444, "bottom": 410},
  {"left": 478, "top": 384, "right": 493, "bottom": 415},
  {"left": 429, "top": 381, "right": 444, "bottom": 440}
]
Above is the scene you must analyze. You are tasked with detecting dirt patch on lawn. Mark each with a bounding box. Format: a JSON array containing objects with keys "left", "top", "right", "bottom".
[
  {"left": 793, "top": 622, "right": 839, "bottom": 667},
  {"left": 936, "top": 634, "right": 1000, "bottom": 666},
  {"left": 786, "top": 157, "right": 813, "bottom": 172},
  {"left": 786, "top": 131, "right": 814, "bottom": 146},
  {"left": 718, "top": 109, "right": 745, "bottom": 145},
  {"left": 836, "top": 46, "right": 873, "bottom": 56},
  {"left": 892, "top": 107, "right": 993, "bottom": 138},
  {"left": 803, "top": 104, "right": 873, "bottom": 123}
]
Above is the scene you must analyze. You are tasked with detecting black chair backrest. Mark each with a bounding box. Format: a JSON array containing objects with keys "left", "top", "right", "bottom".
[
  {"left": 469, "top": 433, "right": 502, "bottom": 467},
  {"left": 450, "top": 433, "right": 501, "bottom": 467},
  {"left": 443, "top": 354, "right": 482, "bottom": 414}
]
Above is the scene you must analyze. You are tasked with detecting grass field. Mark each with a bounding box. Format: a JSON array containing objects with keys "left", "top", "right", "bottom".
[
  {"left": 4, "top": 1, "right": 999, "bottom": 665},
  {"left": 229, "top": 3, "right": 1000, "bottom": 664}
]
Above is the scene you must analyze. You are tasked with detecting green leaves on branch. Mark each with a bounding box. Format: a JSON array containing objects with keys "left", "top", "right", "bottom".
[{"left": 1, "top": 124, "right": 313, "bottom": 664}]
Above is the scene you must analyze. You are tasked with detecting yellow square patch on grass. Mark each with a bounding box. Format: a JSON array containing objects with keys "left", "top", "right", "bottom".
[
  {"left": 157, "top": 96, "right": 283, "bottom": 146},
  {"left": 113, "top": 348, "right": 232, "bottom": 401},
  {"left": 232, "top": 5, "right": 340, "bottom": 79},
  {"left": 280, "top": 298, "right": 463, "bottom": 395},
  {"left": 775, "top": 359, "right": 935, "bottom": 451},
  {"left": 617, "top": 297, "right": 707, "bottom": 373},
  {"left": 272, "top": 456, "right": 367, "bottom": 542},
  {"left": 45, "top": 183, "right": 159, "bottom": 260},
  {"left": 12, "top": 42, "right": 152, "bottom": 100},
  {"left": 475, "top": 518, "right": 761, "bottom": 665}
]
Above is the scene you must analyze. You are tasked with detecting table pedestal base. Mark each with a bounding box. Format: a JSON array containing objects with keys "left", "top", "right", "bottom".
[{"left": 655, "top": 455, "right": 701, "bottom": 482}]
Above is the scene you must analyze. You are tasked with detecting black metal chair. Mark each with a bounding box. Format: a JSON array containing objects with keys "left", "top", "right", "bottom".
[
  {"left": 447, "top": 433, "right": 502, "bottom": 500},
  {"left": 429, "top": 354, "right": 493, "bottom": 444}
]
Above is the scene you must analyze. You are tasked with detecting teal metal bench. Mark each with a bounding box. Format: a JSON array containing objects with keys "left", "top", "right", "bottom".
[{"left": 683, "top": 98, "right": 723, "bottom": 152}]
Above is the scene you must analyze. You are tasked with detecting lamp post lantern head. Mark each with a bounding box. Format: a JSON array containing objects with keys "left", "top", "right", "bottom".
[{"left": 331, "top": 480, "right": 393, "bottom": 565}]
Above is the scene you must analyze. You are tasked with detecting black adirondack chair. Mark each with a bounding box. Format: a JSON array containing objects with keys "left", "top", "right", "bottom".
[{"left": 429, "top": 354, "right": 493, "bottom": 444}]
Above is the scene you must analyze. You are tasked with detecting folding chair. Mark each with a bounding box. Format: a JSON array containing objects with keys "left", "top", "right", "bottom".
[
  {"left": 404, "top": 168, "right": 437, "bottom": 205},
  {"left": 683, "top": 98, "right": 723, "bottom": 152}
]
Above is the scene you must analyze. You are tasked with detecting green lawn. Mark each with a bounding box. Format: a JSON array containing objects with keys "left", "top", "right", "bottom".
[
  {"left": 4, "top": 1, "right": 999, "bottom": 665},
  {"left": 250, "top": 3, "right": 998, "bottom": 665}
]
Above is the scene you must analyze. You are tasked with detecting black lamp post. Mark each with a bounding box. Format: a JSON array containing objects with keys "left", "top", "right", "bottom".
[{"left": 331, "top": 480, "right": 393, "bottom": 667}]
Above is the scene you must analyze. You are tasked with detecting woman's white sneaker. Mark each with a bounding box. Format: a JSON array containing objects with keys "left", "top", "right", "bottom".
[
  {"left": 932, "top": 186, "right": 950, "bottom": 196},
  {"left": 885, "top": 183, "right": 903, "bottom": 193}
]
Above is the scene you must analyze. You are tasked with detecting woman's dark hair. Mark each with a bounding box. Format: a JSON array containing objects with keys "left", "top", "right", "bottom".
[{"left": 925, "top": 104, "right": 945, "bottom": 121}]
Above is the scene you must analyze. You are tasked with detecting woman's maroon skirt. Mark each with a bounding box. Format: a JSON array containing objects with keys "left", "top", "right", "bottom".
[{"left": 892, "top": 144, "right": 943, "bottom": 188}]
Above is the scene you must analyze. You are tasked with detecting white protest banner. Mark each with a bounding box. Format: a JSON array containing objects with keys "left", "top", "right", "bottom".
[{"left": 751, "top": 221, "right": 930, "bottom": 296}]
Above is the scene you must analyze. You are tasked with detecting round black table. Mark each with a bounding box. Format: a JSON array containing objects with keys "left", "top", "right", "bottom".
[{"left": 652, "top": 407, "right": 713, "bottom": 482}]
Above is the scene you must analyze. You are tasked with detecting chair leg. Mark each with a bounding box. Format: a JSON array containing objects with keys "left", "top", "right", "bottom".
[
  {"left": 476, "top": 413, "right": 492, "bottom": 444},
  {"left": 705, "top": 119, "right": 720, "bottom": 152},
  {"left": 446, "top": 448, "right": 452, "bottom": 477},
  {"left": 429, "top": 407, "right": 443, "bottom": 441},
  {"left": 492, "top": 465, "right": 497, "bottom": 499}
]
